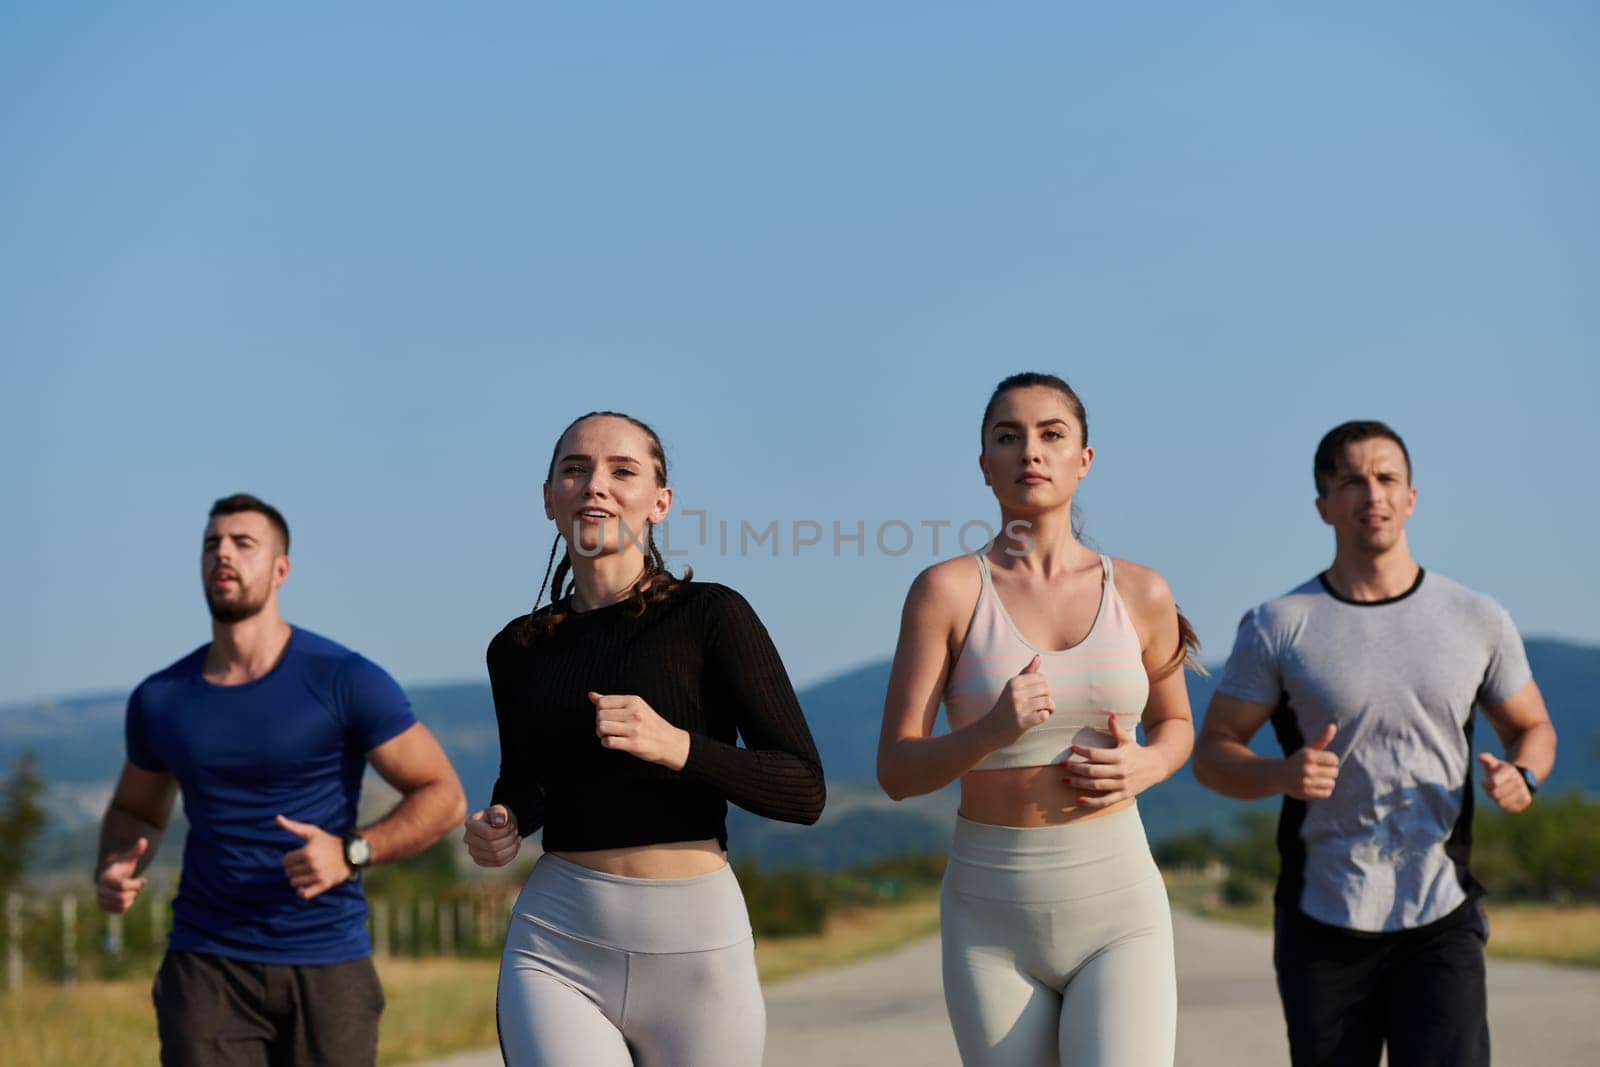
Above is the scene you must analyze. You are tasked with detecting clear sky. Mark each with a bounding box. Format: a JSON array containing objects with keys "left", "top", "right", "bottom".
[{"left": 2, "top": 3, "right": 1596, "bottom": 706}]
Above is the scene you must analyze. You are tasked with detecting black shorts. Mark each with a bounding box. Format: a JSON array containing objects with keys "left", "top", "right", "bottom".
[
  {"left": 1274, "top": 899, "right": 1489, "bottom": 1067},
  {"left": 152, "top": 950, "right": 384, "bottom": 1067}
]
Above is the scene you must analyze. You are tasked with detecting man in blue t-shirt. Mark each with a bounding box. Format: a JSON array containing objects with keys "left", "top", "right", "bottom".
[
  {"left": 1194, "top": 421, "right": 1557, "bottom": 1067},
  {"left": 94, "top": 494, "right": 467, "bottom": 1067}
]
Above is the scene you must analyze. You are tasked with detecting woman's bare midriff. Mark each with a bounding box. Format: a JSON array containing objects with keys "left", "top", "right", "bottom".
[
  {"left": 958, "top": 766, "right": 1134, "bottom": 827},
  {"left": 547, "top": 838, "right": 727, "bottom": 879}
]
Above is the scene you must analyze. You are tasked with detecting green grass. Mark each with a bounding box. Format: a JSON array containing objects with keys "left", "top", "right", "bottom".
[
  {"left": 16, "top": 886, "right": 1592, "bottom": 1066},
  {"left": 755, "top": 892, "right": 942, "bottom": 984},
  {"left": 1163, "top": 868, "right": 1600, "bottom": 968},
  {"left": 0, "top": 894, "right": 945, "bottom": 1067},
  {"left": 1479, "top": 902, "right": 1600, "bottom": 968},
  {"left": 1, "top": 969, "right": 163, "bottom": 1067},
  {"left": 0, "top": 958, "right": 499, "bottom": 1067}
]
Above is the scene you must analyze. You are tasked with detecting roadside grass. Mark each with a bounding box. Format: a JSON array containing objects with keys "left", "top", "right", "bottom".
[
  {"left": 375, "top": 893, "right": 946, "bottom": 1062},
  {"left": 376, "top": 956, "right": 500, "bottom": 1065},
  {"left": 755, "top": 891, "right": 942, "bottom": 984},
  {"left": 10, "top": 886, "right": 1592, "bottom": 1066},
  {"left": 1163, "top": 868, "right": 1600, "bottom": 968},
  {"left": 1480, "top": 902, "right": 1600, "bottom": 968},
  {"left": 0, "top": 968, "right": 160, "bottom": 1067},
  {"left": 0, "top": 894, "right": 943, "bottom": 1067},
  {"left": 0, "top": 957, "right": 504, "bottom": 1067}
]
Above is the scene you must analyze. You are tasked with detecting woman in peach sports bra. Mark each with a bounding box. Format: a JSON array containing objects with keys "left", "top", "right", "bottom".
[{"left": 877, "top": 372, "right": 1200, "bottom": 1067}]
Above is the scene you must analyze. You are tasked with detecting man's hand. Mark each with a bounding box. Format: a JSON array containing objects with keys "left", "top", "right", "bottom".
[
  {"left": 96, "top": 837, "right": 149, "bottom": 914},
  {"left": 275, "top": 814, "right": 352, "bottom": 900},
  {"left": 1478, "top": 752, "right": 1533, "bottom": 814},
  {"left": 1065, "top": 714, "right": 1165, "bottom": 808},
  {"left": 591, "top": 693, "right": 691, "bottom": 770},
  {"left": 463, "top": 805, "right": 522, "bottom": 868},
  {"left": 1282, "top": 723, "right": 1340, "bottom": 800}
]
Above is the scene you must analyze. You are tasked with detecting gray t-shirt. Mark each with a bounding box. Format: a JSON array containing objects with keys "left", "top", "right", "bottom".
[{"left": 1217, "top": 569, "right": 1531, "bottom": 933}]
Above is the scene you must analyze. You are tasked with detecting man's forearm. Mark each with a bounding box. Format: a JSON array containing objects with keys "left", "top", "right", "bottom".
[
  {"left": 359, "top": 778, "right": 466, "bottom": 866},
  {"left": 95, "top": 805, "right": 163, "bottom": 881},
  {"left": 1194, "top": 737, "right": 1286, "bottom": 800},
  {"left": 1506, "top": 721, "right": 1557, "bottom": 783}
]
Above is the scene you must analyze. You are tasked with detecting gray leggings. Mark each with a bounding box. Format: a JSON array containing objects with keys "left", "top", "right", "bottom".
[
  {"left": 496, "top": 853, "right": 765, "bottom": 1066},
  {"left": 941, "top": 805, "right": 1177, "bottom": 1066}
]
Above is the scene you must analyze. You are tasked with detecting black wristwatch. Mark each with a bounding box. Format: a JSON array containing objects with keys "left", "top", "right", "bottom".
[
  {"left": 1515, "top": 765, "right": 1540, "bottom": 796},
  {"left": 342, "top": 832, "right": 372, "bottom": 880}
]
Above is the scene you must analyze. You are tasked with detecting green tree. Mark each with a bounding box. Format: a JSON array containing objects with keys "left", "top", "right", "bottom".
[
  {"left": 1473, "top": 789, "right": 1600, "bottom": 901},
  {"left": 734, "top": 862, "right": 831, "bottom": 937},
  {"left": 1153, "top": 828, "right": 1223, "bottom": 870},
  {"left": 363, "top": 837, "right": 461, "bottom": 899},
  {"left": 1221, "top": 809, "right": 1279, "bottom": 882},
  {"left": 0, "top": 752, "right": 48, "bottom": 894}
]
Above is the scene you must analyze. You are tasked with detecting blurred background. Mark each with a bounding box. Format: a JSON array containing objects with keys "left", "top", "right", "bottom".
[{"left": 2, "top": 3, "right": 1596, "bottom": 1063}]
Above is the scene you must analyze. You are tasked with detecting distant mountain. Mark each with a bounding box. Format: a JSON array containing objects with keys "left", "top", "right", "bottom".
[
  {"left": 787, "top": 639, "right": 1600, "bottom": 844},
  {"left": 3, "top": 639, "right": 1596, "bottom": 874}
]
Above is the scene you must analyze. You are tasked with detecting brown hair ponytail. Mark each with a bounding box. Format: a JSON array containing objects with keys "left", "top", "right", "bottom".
[{"left": 1156, "top": 607, "right": 1206, "bottom": 680}]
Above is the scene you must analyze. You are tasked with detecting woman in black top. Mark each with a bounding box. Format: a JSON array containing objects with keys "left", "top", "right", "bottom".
[{"left": 464, "top": 410, "right": 824, "bottom": 1066}]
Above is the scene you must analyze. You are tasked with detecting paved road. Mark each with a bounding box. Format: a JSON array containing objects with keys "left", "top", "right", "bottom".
[{"left": 416, "top": 910, "right": 1600, "bottom": 1066}]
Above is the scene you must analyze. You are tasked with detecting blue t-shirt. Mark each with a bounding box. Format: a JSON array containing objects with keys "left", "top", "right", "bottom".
[{"left": 125, "top": 627, "right": 416, "bottom": 964}]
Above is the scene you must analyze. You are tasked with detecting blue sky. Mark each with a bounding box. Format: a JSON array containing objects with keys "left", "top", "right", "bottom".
[{"left": 2, "top": 3, "right": 1596, "bottom": 706}]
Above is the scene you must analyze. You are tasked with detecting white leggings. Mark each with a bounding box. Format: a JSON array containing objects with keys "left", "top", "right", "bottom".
[
  {"left": 940, "top": 805, "right": 1177, "bottom": 1067},
  {"left": 496, "top": 854, "right": 766, "bottom": 1066}
]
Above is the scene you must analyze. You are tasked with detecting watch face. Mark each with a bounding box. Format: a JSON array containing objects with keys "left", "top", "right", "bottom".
[
  {"left": 346, "top": 836, "right": 372, "bottom": 867},
  {"left": 1518, "top": 766, "right": 1539, "bottom": 794}
]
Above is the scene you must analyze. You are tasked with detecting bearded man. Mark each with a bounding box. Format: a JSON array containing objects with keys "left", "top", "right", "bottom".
[{"left": 95, "top": 493, "right": 465, "bottom": 1067}]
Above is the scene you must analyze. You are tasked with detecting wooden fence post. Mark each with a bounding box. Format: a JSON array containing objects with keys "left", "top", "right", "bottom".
[
  {"left": 395, "top": 899, "right": 412, "bottom": 958},
  {"left": 61, "top": 895, "right": 78, "bottom": 985},
  {"left": 457, "top": 898, "right": 473, "bottom": 954},
  {"left": 5, "top": 891, "right": 20, "bottom": 992},
  {"left": 149, "top": 874, "right": 166, "bottom": 950},
  {"left": 372, "top": 898, "right": 389, "bottom": 959},
  {"left": 106, "top": 911, "right": 125, "bottom": 959},
  {"left": 438, "top": 897, "right": 453, "bottom": 956}
]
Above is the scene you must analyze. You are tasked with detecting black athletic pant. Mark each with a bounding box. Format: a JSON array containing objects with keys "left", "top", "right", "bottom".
[
  {"left": 1274, "top": 900, "right": 1489, "bottom": 1067},
  {"left": 152, "top": 950, "right": 384, "bottom": 1067}
]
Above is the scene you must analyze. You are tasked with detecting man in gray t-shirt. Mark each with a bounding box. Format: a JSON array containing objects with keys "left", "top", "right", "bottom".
[{"left": 1194, "top": 421, "right": 1557, "bottom": 1067}]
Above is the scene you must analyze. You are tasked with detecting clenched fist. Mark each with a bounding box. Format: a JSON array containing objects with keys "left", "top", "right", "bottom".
[
  {"left": 981, "top": 655, "right": 1055, "bottom": 749},
  {"left": 1477, "top": 752, "right": 1534, "bottom": 814},
  {"left": 96, "top": 837, "right": 149, "bottom": 914},
  {"left": 463, "top": 805, "right": 522, "bottom": 868},
  {"left": 591, "top": 692, "right": 691, "bottom": 770}
]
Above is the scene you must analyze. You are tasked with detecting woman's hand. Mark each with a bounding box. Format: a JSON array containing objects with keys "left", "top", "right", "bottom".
[
  {"left": 1064, "top": 714, "right": 1166, "bottom": 808},
  {"left": 979, "top": 655, "right": 1055, "bottom": 749},
  {"left": 463, "top": 804, "right": 521, "bottom": 868},
  {"left": 591, "top": 692, "right": 692, "bottom": 771}
]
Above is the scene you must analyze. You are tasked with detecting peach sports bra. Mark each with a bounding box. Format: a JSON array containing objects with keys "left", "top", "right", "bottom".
[{"left": 943, "top": 552, "right": 1150, "bottom": 771}]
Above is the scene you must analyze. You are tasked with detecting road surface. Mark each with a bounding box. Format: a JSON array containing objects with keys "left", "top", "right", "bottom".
[{"left": 416, "top": 910, "right": 1600, "bottom": 1065}]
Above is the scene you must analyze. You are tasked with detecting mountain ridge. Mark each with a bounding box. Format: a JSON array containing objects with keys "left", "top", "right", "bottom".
[{"left": 4, "top": 638, "right": 1596, "bottom": 872}]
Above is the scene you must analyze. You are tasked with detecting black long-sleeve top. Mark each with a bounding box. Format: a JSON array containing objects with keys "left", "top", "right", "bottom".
[{"left": 487, "top": 581, "right": 826, "bottom": 851}]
